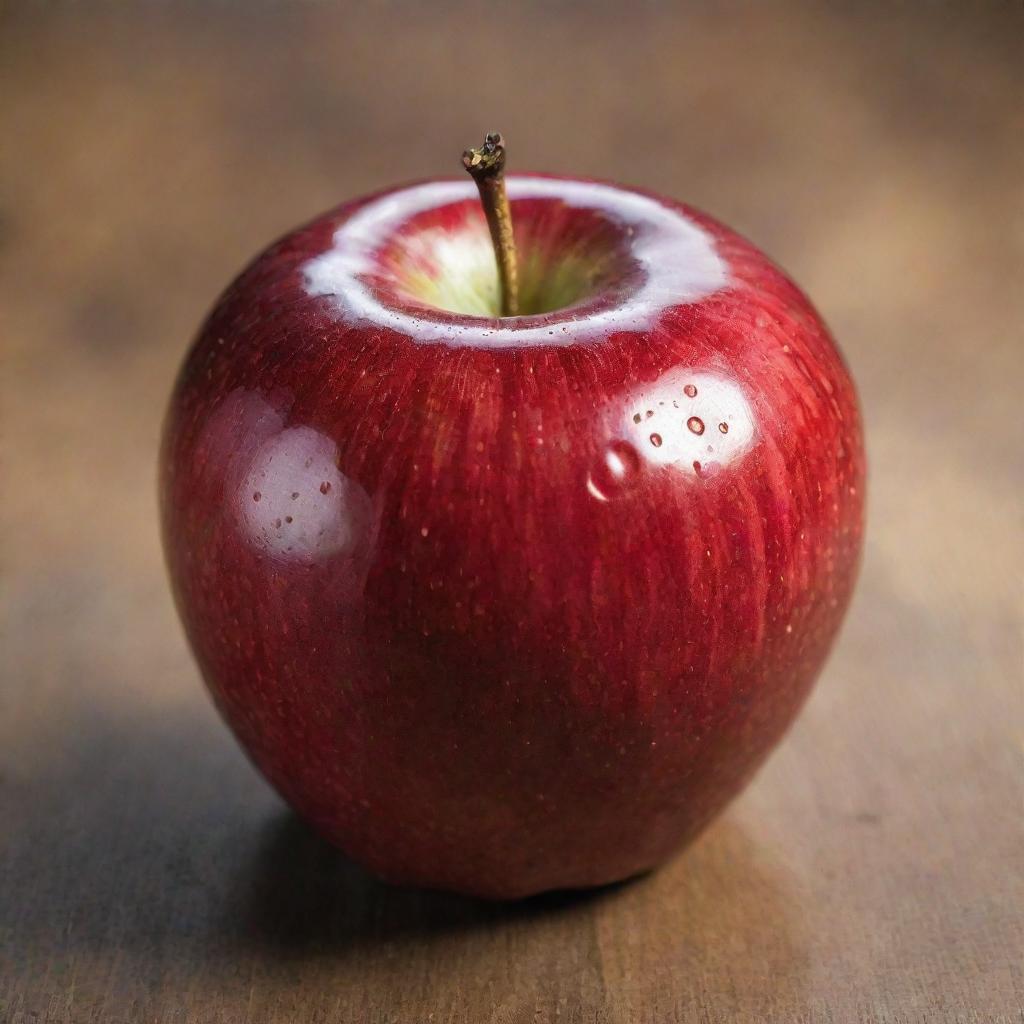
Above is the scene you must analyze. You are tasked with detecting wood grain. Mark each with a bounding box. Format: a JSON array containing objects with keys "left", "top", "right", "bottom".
[{"left": 1, "top": 3, "right": 1021, "bottom": 1021}]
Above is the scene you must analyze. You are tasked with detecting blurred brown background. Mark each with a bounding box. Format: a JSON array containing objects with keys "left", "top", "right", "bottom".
[{"left": 2, "top": 3, "right": 1022, "bottom": 1022}]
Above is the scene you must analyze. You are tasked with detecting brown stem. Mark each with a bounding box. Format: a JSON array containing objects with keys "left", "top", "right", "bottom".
[{"left": 462, "top": 132, "right": 519, "bottom": 317}]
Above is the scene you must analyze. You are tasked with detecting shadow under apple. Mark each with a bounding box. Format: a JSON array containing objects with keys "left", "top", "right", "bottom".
[
  {"left": 227, "top": 806, "right": 811, "bottom": 1020},
  {"left": 3, "top": 675, "right": 810, "bottom": 1019},
  {"left": 235, "top": 810, "right": 631, "bottom": 955}
]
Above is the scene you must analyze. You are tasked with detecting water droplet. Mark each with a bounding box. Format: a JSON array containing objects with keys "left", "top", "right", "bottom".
[
  {"left": 291, "top": 491, "right": 300, "bottom": 499},
  {"left": 253, "top": 491, "right": 261, "bottom": 502},
  {"left": 649, "top": 433, "right": 663, "bottom": 447},
  {"left": 693, "top": 460, "right": 702, "bottom": 474},
  {"left": 320, "top": 481, "right": 331, "bottom": 494},
  {"left": 285, "top": 515, "right": 293, "bottom": 524},
  {"left": 645, "top": 409, "right": 654, "bottom": 419},
  {"left": 718, "top": 422, "right": 729, "bottom": 434},
  {"left": 420, "top": 526, "right": 430, "bottom": 537},
  {"left": 687, "top": 416, "right": 705, "bottom": 435},
  {"left": 633, "top": 413, "right": 642, "bottom": 424},
  {"left": 684, "top": 384, "right": 697, "bottom": 397},
  {"left": 586, "top": 440, "right": 641, "bottom": 501}
]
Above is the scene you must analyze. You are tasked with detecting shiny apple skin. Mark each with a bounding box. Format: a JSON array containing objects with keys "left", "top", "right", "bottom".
[{"left": 160, "top": 176, "right": 865, "bottom": 899}]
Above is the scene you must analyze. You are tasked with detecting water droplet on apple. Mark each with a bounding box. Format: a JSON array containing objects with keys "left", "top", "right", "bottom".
[
  {"left": 684, "top": 384, "right": 697, "bottom": 397},
  {"left": 633, "top": 413, "right": 642, "bottom": 424},
  {"left": 649, "top": 433, "right": 663, "bottom": 447},
  {"left": 687, "top": 416, "right": 705, "bottom": 435},
  {"left": 586, "top": 440, "right": 640, "bottom": 502},
  {"left": 253, "top": 491, "right": 261, "bottom": 502},
  {"left": 718, "top": 422, "right": 729, "bottom": 434}
]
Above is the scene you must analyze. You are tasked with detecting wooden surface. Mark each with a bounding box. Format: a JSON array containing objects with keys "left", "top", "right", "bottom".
[{"left": 2, "top": 4, "right": 1022, "bottom": 1022}]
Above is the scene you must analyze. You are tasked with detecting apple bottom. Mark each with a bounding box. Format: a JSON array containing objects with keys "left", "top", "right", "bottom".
[{"left": 184, "top": 603, "right": 827, "bottom": 900}]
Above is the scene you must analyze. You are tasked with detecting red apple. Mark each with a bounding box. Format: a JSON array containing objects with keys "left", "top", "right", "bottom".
[{"left": 160, "top": 167, "right": 864, "bottom": 899}]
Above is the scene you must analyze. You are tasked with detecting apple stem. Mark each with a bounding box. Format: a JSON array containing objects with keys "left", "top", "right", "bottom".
[{"left": 462, "top": 133, "right": 520, "bottom": 317}]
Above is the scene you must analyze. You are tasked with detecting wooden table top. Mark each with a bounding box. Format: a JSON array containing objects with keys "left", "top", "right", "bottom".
[{"left": 2, "top": 4, "right": 1021, "bottom": 1022}]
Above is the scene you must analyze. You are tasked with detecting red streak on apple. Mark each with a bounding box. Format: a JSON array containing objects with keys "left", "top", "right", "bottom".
[{"left": 160, "top": 176, "right": 865, "bottom": 898}]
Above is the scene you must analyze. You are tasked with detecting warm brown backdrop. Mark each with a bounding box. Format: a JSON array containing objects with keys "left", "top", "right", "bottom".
[{"left": 2, "top": 4, "right": 1022, "bottom": 1022}]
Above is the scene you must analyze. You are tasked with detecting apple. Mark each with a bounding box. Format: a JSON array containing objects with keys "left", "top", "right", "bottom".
[{"left": 160, "top": 138, "right": 864, "bottom": 899}]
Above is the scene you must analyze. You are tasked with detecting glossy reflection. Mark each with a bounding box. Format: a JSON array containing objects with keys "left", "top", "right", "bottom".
[
  {"left": 194, "top": 387, "right": 374, "bottom": 568},
  {"left": 620, "top": 369, "right": 756, "bottom": 478},
  {"left": 240, "top": 427, "right": 369, "bottom": 563},
  {"left": 302, "top": 177, "right": 729, "bottom": 348}
]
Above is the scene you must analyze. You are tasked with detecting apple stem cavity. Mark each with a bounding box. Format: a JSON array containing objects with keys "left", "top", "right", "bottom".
[{"left": 462, "top": 132, "right": 520, "bottom": 317}]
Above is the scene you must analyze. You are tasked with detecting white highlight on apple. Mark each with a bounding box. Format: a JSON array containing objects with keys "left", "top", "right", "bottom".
[
  {"left": 240, "top": 426, "right": 368, "bottom": 562},
  {"left": 302, "top": 177, "right": 729, "bottom": 348},
  {"left": 623, "top": 370, "right": 756, "bottom": 476}
]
